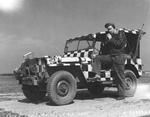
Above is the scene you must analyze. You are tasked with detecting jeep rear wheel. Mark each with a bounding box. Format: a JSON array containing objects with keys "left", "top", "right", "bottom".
[
  {"left": 124, "top": 70, "right": 137, "bottom": 97},
  {"left": 47, "top": 71, "right": 77, "bottom": 105},
  {"left": 22, "top": 85, "right": 46, "bottom": 102}
]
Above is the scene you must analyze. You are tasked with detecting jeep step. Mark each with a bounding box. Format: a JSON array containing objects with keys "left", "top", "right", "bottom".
[{"left": 87, "top": 77, "right": 113, "bottom": 84}]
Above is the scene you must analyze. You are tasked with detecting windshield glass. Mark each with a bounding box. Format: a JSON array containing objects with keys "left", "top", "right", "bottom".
[{"left": 65, "top": 39, "right": 94, "bottom": 52}]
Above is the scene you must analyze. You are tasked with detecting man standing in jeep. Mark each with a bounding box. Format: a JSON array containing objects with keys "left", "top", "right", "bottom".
[{"left": 92, "top": 23, "right": 129, "bottom": 100}]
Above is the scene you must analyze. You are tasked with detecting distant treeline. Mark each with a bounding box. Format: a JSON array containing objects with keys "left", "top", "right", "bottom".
[{"left": 0, "top": 73, "right": 13, "bottom": 76}]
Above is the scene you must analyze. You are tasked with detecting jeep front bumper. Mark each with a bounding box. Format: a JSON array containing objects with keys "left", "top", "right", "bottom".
[{"left": 22, "top": 76, "right": 38, "bottom": 85}]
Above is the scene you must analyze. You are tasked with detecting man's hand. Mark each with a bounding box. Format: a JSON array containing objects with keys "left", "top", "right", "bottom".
[
  {"left": 91, "top": 49, "right": 99, "bottom": 59},
  {"left": 106, "top": 33, "right": 112, "bottom": 40}
]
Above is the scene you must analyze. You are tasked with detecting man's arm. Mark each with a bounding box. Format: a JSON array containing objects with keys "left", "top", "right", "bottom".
[
  {"left": 95, "top": 32, "right": 107, "bottom": 42},
  {"left": 107, "top": 30, "right": 126, "bottom": 48}
]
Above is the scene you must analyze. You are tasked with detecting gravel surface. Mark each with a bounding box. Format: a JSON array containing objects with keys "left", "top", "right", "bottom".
[{"left": 0, "top": 83, "right": 150, "bottom": 117}]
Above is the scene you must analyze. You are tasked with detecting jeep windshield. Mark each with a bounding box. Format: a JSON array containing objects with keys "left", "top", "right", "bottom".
[{"left": 64, "top": 38, "right": 94, "bottom": 53}]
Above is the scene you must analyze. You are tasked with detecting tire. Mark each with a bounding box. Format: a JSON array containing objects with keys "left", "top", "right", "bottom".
[
  {"left": 22, "top": 85, "right": 46, "bottom": 102},
  {"left": 88, "top": 82, "right": 104, "bottom": 95},
  {"left": 47, "top": 71, "right": 77, "bottom": 105},
  {"left": 124, "top": 70, "right": 137, "bottom": 97}
]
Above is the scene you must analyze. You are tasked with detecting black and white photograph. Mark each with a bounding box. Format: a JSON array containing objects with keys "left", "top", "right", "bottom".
[{"left": 0, "top": 0, "right": 150, "bottom": 117}]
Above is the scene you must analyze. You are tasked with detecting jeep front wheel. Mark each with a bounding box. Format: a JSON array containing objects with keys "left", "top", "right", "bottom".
[{"left": 47, "top": 71, "right": 77, "bottom": 105}]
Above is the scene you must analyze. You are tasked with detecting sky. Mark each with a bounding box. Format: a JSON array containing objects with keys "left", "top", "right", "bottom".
[{"left": 0, "top": 0, "right": 149, "bottom": 73}]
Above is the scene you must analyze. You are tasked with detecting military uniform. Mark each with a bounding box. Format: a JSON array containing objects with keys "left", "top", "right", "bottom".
[{"left": 92, "top": 30, "right": 129, "bottom": 97}]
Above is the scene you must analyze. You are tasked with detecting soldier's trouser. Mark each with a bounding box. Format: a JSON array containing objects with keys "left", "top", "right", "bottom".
[
  {"left": 92, "top": 55, "right": 112, "bottom": 76},
  {"left": 112, "top": 55, "right": 129, "bottom": 97},
  {"left": 92, "top": 54, "right": 129, "bottom": 97}
]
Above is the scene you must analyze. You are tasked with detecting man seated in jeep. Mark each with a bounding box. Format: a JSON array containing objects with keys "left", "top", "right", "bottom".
[{"left": 92, "top": 23, "right": 129, "bottom": 100}]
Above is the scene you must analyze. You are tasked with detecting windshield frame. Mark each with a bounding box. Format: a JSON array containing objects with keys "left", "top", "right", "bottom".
[{"left": 64, "top": 38, "right": 95, "bottom": 53}]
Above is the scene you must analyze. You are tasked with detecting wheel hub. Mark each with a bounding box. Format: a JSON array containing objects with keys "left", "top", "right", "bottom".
[
  {"left": 125, "top": 77, "right": 133, "bottom": 89},
  {"left": 57, "top": 80, "right": 69, "bottom": 97}
]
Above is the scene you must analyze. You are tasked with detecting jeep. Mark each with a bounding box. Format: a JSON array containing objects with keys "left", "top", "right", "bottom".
[{"left": 14, "top": 28, "right": 145, "bottom": 105}]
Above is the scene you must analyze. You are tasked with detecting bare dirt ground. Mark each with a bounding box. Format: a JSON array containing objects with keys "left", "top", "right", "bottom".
[{"left": 0, "top": 75, "right": 150, "bottom": 117}]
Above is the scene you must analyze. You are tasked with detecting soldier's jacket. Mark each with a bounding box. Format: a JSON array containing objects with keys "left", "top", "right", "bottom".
[{"left": 104, "top": 30, "right": 127, "bottom": 55}]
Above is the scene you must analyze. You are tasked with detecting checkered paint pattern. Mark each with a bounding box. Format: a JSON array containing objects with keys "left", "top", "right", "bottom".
[
  {"left": 44, "top": 57, "right": 142, "bottom": 82},
  {"left": 125, "top": 58, "right": 142, "bottom": 76},
  {"left": 43, "top": 28, "right": 142, "bottom": 81},
  {"left": 83, "top": 70, "right": 113, "bottom": 81},
  {"left": 82, "top": 58, "right": 142, "bottom": 81},
  {"left": 47, "top": 63, "right": 81, "bottom": 67},
  {"left": 95, "top": 29, "right": 139, "bottom": 35},
  {"left": 82, "top": 63, "right": 113, "bottom": 81},
  {"left": 63, "top": 49, "right": 93, "bottom": 58},
  {"left": 120, "top": 29, "right": 139, "bottom": 34}
]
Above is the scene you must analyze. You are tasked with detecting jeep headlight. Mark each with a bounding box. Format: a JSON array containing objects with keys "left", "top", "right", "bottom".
[
  {"left": 54, "top": 56, "right": 62, "bottom": 63},
  {"left": 46, "top": 56, "right": 62, "bottom": 65}
]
